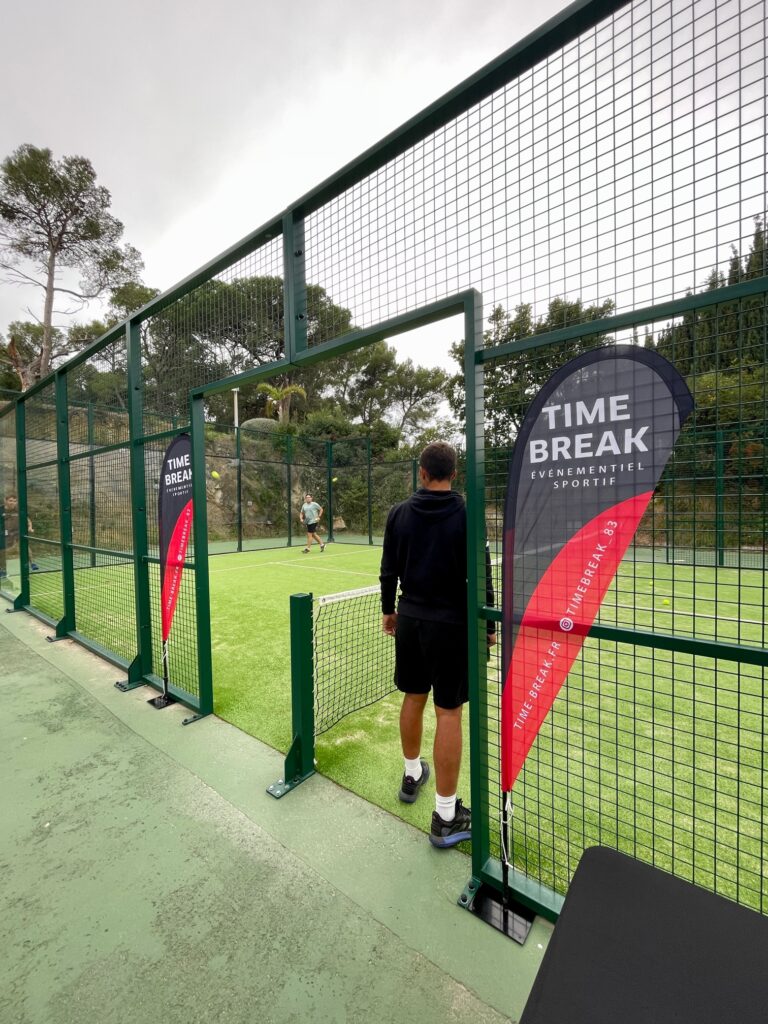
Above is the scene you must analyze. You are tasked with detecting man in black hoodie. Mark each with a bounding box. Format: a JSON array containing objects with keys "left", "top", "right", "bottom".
[{"left": 380, "top": 441, "right": 495, "bottom": 847}]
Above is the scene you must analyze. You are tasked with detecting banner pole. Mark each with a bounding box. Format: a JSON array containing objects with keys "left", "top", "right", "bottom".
[
  {"left": 161, "top": 639, "right": 171, "bottom": 702},
  {"left": 501, "top": 791, "right": 511, "bottom": 918}
]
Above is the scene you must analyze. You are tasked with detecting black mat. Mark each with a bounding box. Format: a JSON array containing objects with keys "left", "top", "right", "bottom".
[{"left": 521, "top": 846, "right": 768, "bottom": 1024}]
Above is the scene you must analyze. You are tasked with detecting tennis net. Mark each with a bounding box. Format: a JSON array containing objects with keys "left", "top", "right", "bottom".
[{"left": 313, "top": 585, "right": 396, "bottom": 734}]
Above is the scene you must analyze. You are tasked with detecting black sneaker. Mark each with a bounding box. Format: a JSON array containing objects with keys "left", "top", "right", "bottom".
[
  {"left": 429, "top": 798, "right": 471, "bottom": 848},
  {"left": 398, "top": 760, "right": 430, "bottom": 803}
]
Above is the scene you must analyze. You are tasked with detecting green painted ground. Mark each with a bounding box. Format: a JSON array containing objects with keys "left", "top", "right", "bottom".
[{"left": 1, "top": 609, "right": 551, "bottom": 1024}]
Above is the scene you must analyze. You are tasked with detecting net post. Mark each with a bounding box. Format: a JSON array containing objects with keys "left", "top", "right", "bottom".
[
  {"left": 53, "top": 370, "right": 76, "bottom": 638},
  {"left": 268, "top": 592, "right": 315, "bottom": 797}
]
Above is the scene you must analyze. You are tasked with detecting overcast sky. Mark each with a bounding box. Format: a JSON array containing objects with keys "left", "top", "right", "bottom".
[{"left": 0, "top": 0, "right": 570, "bottom": 372}]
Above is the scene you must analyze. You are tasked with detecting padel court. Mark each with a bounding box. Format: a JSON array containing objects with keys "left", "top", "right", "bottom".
[{"left": 3, "top": 0, "right": 768, "bottom": 1019}]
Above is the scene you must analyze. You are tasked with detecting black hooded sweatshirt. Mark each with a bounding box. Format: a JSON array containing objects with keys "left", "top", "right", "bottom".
[{"left": 380, "top": 488, "right": 494, "bottom": 626}]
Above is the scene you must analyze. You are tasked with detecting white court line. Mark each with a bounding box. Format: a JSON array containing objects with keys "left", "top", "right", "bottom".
[
  {"left": 211, "top": 559, "right": 377, "bottom": 579},
  {"left": 208, "top": 550, "right": 378, "bottom": 576},
  {"left": 278, "top": 563, "right": 377, "bottom": 579},
  {"left": 606, "top": 603, "right": 762, "bottom": 627}
]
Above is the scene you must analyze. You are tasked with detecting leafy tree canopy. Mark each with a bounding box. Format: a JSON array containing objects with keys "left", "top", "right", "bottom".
[{"left": 0, "top": 144, "right": 142, "bottom": 385}]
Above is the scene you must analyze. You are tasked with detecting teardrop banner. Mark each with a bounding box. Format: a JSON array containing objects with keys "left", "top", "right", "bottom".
[
  {"left": 152, "top": 433, "right": 194, "bottom": 709},
  {"left": 501, "top": 346, "right": 693, "bottom": 792}
]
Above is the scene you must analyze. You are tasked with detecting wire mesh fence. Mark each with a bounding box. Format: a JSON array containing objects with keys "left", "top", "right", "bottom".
[
  {"left": 2, "top": 0, "right": 766, "bottom": 916},
  {"left": 481, "top": 293, "right": 768, "bottom": 914},
  {"left": 0, "top": 403, "right": 19, "bottom": 600}
]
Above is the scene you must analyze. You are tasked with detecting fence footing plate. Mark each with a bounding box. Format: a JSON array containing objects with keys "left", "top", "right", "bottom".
[
  {"left": 267, "top": 773, "right": 314, "bottom": 799},
  {"left": 458, "top": 878, "right": 535, "bottom": 945},
  {"left": 115, "top": 679, "right": 144, "bottom": 692},
  {"left": 148, "top": 694, "right": 177, "bottom": 710},
  {"left": 181, "top": 712, "right": 208, "bottom": 726}
]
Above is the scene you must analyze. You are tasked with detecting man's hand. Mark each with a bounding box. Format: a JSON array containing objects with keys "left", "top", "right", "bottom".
[{"left": 382, "top": 613, "right": 397, "bottom": 636}]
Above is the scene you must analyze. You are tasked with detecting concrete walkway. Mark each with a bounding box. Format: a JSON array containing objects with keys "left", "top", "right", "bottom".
[{"left": 0, "top": 608, "right": 551, "bottom": 1024}]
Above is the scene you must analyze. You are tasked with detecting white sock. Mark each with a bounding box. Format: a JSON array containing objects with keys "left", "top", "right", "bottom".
[
  {"left": 404, "top": 756, "right": 422, "bottom": 780},
  {"left": 436, "top": 793, "right": 457, "bottom": 822}
]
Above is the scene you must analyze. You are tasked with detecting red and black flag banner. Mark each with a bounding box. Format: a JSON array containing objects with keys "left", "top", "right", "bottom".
[
  {"left": 501, "top": 346, "right": 693, "bottom": 792},
  {"left": 158, "top": 434, "right": 194, "bottom": 645}
]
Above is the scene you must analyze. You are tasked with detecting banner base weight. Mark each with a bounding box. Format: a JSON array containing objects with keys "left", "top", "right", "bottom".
[
  {"left": 148, "top": 693, "right": 177, "bottom": 710},
  {"left": 459, "top": 878, "right": 535, "bottom": 945}
]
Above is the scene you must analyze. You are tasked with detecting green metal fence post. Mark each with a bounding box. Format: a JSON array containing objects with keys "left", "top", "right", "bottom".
[
  {"left": 236, "top": 424, "right": 243, "bottom": 552},
  {"left": 52, "top": 370, "right": 76, "bottom": 639},
  {"left": 118, "top": 320, "right": 153, "bottom": 689},
  {"left": 283, "top": 212, "right": 308, "bottom": 359},
  {"left": 87, "top": 401, "right": 97, "bottom": 567},
  {"left": 267, "top": 592, "right": 316, "bottom": 797},
  {"left": 715, "top": 428, "right": 725, "bottom": 567},
  {"left": 190, "top": 394, "right": 214, "bottom": 720},
  {"left": 462, "top": 290, "right": 493, "bottom": 893},
  {"left": 286, "top": 432, "right": 293, "bottom": 547},
  {"left": 411, "top": 458, "right": 418, "bottom": 493},
  {"left": 326, "top": 440, "right": 334, "bottom": 543},
  {"left": 367, "top": 436, "right": 373, "bottom": 545},
  {"left": 12, "top": 399, "right": 30, "bottom": 611}
]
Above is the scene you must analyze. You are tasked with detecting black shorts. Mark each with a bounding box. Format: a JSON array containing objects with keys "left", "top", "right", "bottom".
[
  {"left": 394, "top": 613, "right": 468, "bottom": 709},
  {"left": 305, "top": 522, "right": 318, "bottom": 534}
]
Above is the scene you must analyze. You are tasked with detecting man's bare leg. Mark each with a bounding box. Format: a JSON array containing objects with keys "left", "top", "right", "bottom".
[
  {"left": 400, "top": 692, "right": 428, "bottom": 759},
  {"left": 433, "top": 704, "right": 463, "bottom": 797}
]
